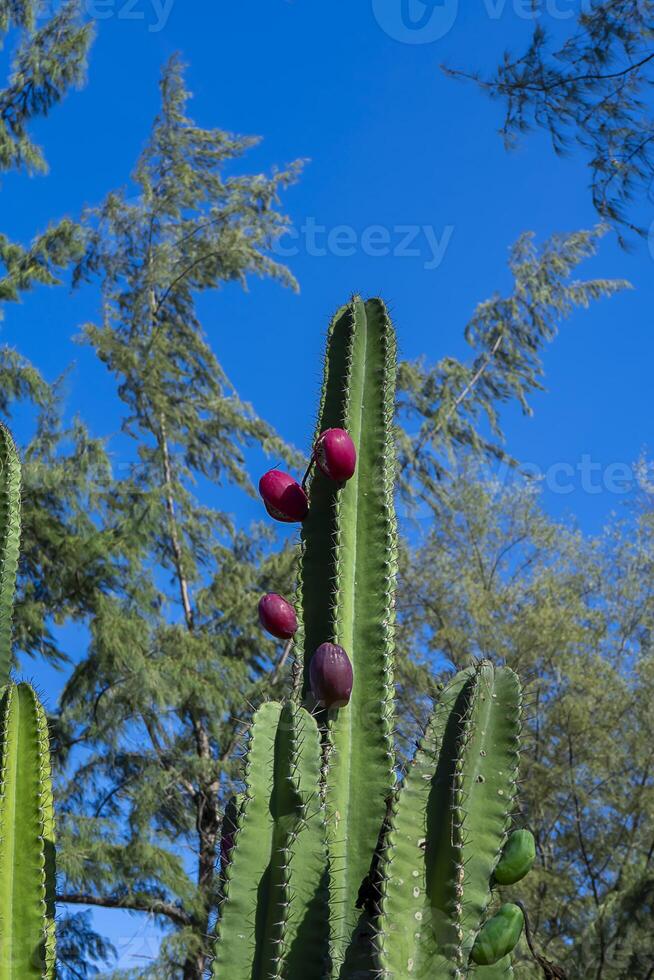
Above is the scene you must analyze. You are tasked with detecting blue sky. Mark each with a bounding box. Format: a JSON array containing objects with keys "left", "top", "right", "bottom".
[{"left": 2, "top": 1, "right": 653, "bottom": 970}]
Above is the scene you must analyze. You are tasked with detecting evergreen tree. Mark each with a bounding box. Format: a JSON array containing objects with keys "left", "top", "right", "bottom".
[
  {"left": 396, "top": 226, "right": 627, "bottom": 505},
  {"left": 55, "top": 56, "right": 302, "bottom": 979},
  {"left": 1, "top": 0, "right": 92, "bottom": 342},
  {"left": 396, "top": 463, "right": 654, "bottom": 978},
  {"left": 0, "top": 0, "right": 119, "bottom": 683},
  {"left": 446, "top": 4, "right": 654, "bottom": 240}
]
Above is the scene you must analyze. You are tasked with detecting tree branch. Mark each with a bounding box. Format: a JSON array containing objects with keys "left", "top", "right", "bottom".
[{"left": 57, "top": 892, "right": 193, "bottom": 928}]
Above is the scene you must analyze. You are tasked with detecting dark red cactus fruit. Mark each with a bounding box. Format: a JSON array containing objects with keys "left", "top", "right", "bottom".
[
  {"left": 310, "top": 642, "right": 354, "bottom": 708},
  {"left": 259, "top": 469, "right": 309, "bottom": 523},
  {"left": 258, "top": 593, "right": 298, "bottom": 640},
  {"left": 314, "top": 428, "right": 357, "bottom": 483}
]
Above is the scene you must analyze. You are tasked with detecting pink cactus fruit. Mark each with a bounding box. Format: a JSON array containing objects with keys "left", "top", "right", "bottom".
[
  {"left": 259, "top": 469, "right": 309, "bottom": 523},
  {"left": 314, "top": 428, "right": 357, "bottom": 483},
  {"left": 258, "top": 593, "right": 298, "bottom": 640}
]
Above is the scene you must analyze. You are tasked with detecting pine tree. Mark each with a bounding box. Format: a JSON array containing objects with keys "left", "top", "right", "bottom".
[
  {"left": 1, "top": 0, "right": 115, "bottom": 675},
  {"left": 1, "top": 0, "right": 92, "bottom": 340},
  {"left": 396, "top": 462, "right": 654, "bottom": 978},
  {"left": 55, "top": 56, "right": 303, "bottom": 979},
  {"left": 445, "top": 5, "right": 654, "bottom": 241},
  {"left": 396, "top": 226, "right": 627, "bottom": 505}
]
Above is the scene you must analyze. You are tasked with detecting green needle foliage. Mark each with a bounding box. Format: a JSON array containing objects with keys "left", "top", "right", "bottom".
[
  {"left": 447, "top": 6, "right": 654, "bottom": 240},
  {"left": 396, "top": 226, "right": 628, "bottom": 504},
  {"left": 397, "top": 462, "right": 654, "bottom": 976},
  {"left": 1, "top": 1, "right": 92, "bottom": 321},
  {"left": 54, "top": 56, "right": 304, "bottom": 980},
  {"left": 213, "top": 298, "right": 532, "bottom": 979}
]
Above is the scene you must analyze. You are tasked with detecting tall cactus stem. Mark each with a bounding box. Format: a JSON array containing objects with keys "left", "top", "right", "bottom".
[
  {"left": 0, "top": 424, "right": 21, "bottom": 686},
  {"left": 296, "top": 297, "right": 398, "bottom": 973},
  {"left": 0, "top": 683, "right": 57, "bottom": 979}
]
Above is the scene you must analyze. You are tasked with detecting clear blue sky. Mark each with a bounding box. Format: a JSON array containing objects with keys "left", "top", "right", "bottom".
[{"left": 2, "top": 1, "right": 652, "bottom": 970}]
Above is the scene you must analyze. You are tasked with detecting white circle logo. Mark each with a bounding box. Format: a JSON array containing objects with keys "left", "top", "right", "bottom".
[{"left": 372, "top": 0, "right": 459, "bottom": 44}]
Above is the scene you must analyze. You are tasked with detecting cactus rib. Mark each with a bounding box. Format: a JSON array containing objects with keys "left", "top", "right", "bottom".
[
  {"left": 378, "top": 662, "right": 523, "bottom": 978},
  {"left": 213, "top": 701, "right": 328, "bottom": 979},
  {"left": 0, "top": 683, "right": 57, "bottom": 979}
]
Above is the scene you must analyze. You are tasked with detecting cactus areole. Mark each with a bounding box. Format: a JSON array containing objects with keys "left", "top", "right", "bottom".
[
  {"left": 258, "top": 593, "right": 298, "bottom": 640},
  {"left": 259, "top": 469, "right": 309, "bottom": 523},
  {"left": 310, "top": 642, "right": 353, "bottom": 708},
  {"left": 314, "top": 428, "right": 357, "bottom": 483}
]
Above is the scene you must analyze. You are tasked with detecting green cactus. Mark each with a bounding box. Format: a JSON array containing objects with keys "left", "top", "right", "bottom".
[
  {"left": 0, "top": 425, "right": 57, "bottom": 979},
  {"left": 0, "top": 683, "right": 57, "bottom": 979},
  {"left": 213, "top": 297, "right": 532, "bottom": 978},
  {"left": 378, "top": 661, "right": 522, "bottom": 978},
  {"left": 214, "top": 701, "right": 329, "bottom": 980},
  {"left": 296, "top": 296, "right": 398, "bottom": 973},
  {"left": 0, "top": 422, "right": 21, "bottom": 686}
]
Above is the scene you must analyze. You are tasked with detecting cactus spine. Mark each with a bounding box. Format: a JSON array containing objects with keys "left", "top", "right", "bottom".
[
  {"left": 213, "top": 297, "right": 531, "bottom": 978},
  {"left": 0, "top": 426, "right": 57, "bottom": 979}
]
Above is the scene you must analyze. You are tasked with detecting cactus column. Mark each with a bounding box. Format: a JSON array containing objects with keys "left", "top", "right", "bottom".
[
  {"left": 0, "top": 423, "right": 21, "bottom": 685},
  {"left": 0, "top": 424, "right": 58, "bottom": 979},
  {"left": 378, "top": 661, "right": 522, "bottom": 979},
  {"left": 0, "top": 684, "right": 57, "bottom": 979},
  {"left": 297, "top": 297, "right": 398, "bottom": 973}
]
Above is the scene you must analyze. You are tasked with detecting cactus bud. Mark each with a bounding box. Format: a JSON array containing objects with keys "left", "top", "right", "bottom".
[
  {"left": 471, "top": 903, "right": 524, "bottom": 966},
  {"left": 259, "top": 469, "right": 309, "bottom": 523},
  {"left": 494, "top": 829, "right": 536, "bottom": 885},
  {"left": 310, "top": 642, "right": 353, "bottom": 708},
  {"left": 258, "top": 593, "right": 298, "bottom": 640},
  {"left": 314, "top": 428, "right": 357, "bottom": 483}
]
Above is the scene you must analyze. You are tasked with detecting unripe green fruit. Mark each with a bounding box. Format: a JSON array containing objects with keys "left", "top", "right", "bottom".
[
  {"left": 494, "top": 829, "right": 536, "bottom": 885},
  {"left": 471, "top": 903, "right": 524, "bottom": 966}
]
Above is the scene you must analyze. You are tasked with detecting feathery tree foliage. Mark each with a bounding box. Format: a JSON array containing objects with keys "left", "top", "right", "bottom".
[
  {"left": 1, "top": 0, "right": 92, "bottom": 336},
  {"left": 397, "top": 463, "right": 654, "bottom": 978},
  {"left": 446, "top": 4, "right": 654, "bottom": 241},
  {"left": 396, "top": 225, "right": 628, "bottom": 504},
  {"left": 54, "top": 55, "right": 303, "bottom": 980}
]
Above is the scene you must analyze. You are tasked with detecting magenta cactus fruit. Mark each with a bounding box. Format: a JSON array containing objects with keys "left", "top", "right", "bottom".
[
  {"left": 259, "top": 469, "right": 309, "bottom": 523},
  {"left": 314, "top": 428, "right": 357, "bottom": 483},
  {"left": 309, "top": 642, "right": 354, "bottom": 708},
  {"left": 258, "top": 593, "right": 298, "bottom": 640}
]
